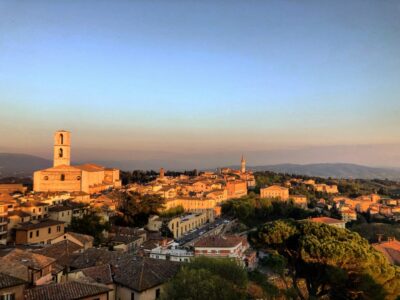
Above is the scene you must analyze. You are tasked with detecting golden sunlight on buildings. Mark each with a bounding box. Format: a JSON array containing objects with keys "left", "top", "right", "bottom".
[{"left": 34, "top": 130, "right": 121, "bottom": 194}]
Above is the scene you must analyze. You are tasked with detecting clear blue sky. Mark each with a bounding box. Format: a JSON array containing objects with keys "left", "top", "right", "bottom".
[{"left": 1, "top": 0, "right": 400, "bottom": 168}]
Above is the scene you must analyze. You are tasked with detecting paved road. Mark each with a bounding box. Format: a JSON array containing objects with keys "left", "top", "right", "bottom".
[{"left": 177, "top": 218, "right": 236, "bottom": 247}]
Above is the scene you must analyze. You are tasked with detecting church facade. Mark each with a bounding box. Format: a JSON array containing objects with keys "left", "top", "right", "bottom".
[{"left": 33, "top": 130, "right": 121, "bottom": 194}]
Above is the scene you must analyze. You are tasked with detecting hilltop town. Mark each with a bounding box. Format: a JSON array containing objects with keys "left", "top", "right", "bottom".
[{"left": 0, "top": 131, "right": 400, "bottom": 300}]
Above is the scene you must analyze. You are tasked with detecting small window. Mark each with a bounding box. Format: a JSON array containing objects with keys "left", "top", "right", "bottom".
[
  {"left": 60, "top": 174, "right": 65, "bottom": 181},
  {"left": 59, "top": 148, "right": 63, "bottom": 158},
  {"left": 76, "top": 176, "right": 81, "bottom": 181},
  {"left": 60, "top": 134, "right": 64, "bottom": 145},
  {"left": 57, "top": 226, "right": 61, "bottom": 232},
  {"left": 155, "top": 288, "right": 161, "bottom": 299},
  {"left": 48, "top": 228, "right": 51, "bottom": 234},
  {"left": 29, "top": 232, "right": 33, "bottom": 239},
  {"left": 44, "top": 176, "right": 49, "bottom": 180},
  {"left": 36, "top": 230, "right": 39, "bottom": 237},
  {"left": 39, "top": 208, "right": 42, "bottom": 212},
  {"left": 0, "top": 293, "right": 16, "bottom": 300},
  {"left": 131, "top": 292, "right": 135, "bottom": 300}
]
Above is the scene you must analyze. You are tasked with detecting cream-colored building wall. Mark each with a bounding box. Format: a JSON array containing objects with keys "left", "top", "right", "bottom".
[
  {"left": 16, "top": 223, "right": 65, "bottom": 244},
  {"left": 168, "top": 212, "right": 208, "bottom": 239},
  {"left": 20, "top": 205, "right": 49, "bottom": 220},
  {"left": 49, "top": 210, "right": 72, "bottom": 225},
  {"left": 163, "top": 198, "right": 217, "bottom": 212},
  {"left": 85, "top": 170, "right": 105, "bottom": 187},
  {"left": 105, "top": 169, "right": 120, "bottom": 185},
  {"left": 34, "top": 169, "right": 82, "bottom": 193},
  {"left": 116, "top": 285, "right": 163, "bottom": 300},
  {"left": 260, "top": 187, "right": 289, "bottom": 200},
  {"left": 0, "top": 284, "right": 25, "bottom": 300},
  {"left": 51, "top": 232, "right": 92, "bottom": 249}
]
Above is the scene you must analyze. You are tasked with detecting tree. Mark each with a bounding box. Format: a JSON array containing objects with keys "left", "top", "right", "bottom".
[
  {"left": 117, "top": 191, "right": 165, "bottom": 227},
  {"left": 221, "top": 195, "right": 315, "bottom": 227},
  {"left": 162, "top": 257, "right": 248, "bottom": 300},
  {"left": 253, "top": 219, "right": 400, "bottom": 299},
  {"left": 69, "top": 212, "right": 109, "bottom": 245}
]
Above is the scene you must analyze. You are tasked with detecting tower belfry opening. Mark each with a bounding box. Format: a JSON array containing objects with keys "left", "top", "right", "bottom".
[{"left": 53, "top": 130, "right": 71, "bottom": 167}]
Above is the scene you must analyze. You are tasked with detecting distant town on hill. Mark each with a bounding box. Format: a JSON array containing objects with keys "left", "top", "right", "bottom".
[{"left": 1, "top": 153, "right": 400, "bottom": 180}]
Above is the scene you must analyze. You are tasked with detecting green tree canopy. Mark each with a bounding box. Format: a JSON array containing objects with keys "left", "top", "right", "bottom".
[
  {"left": 69, "top": 212, "right": 109, "bottom": 245},
  {"left": 116, "top": 191, "right": 165, "bottom": 227},
  {"left": 162, "top": 257, "right": 248, "bottom": 300},
  {"left": 253, "top": 220, "right": 400, "bottom": 299},
  {"left": 221, "top": 195, "right": 315, "bottom": 227}
]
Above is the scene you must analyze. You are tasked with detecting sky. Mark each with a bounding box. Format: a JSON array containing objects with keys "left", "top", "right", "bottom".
[{"left": 1, "top": 0, "right": 400, "bottom": 169}]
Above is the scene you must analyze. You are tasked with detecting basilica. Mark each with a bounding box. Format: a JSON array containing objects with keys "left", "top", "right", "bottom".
[{"left": 33, "top": 130, "right": 121, "bottom": 194}]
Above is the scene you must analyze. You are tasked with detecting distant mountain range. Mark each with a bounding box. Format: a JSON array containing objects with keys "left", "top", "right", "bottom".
[
  {"left": 246, "top": 163, "right": 400, "bottom": 180},
  {"left": 0, "top": 153, "right": 52, "bottom": 177},
  {"left": 1, "top": 153, "right": 400, "bottom": 180}
]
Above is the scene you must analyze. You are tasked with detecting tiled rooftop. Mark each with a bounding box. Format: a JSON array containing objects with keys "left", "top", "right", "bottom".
[
  {"left": 0, "top": 272, "right": 26, "bottom": 289},
  {"left": 24, "top": 281, "right": 110, "bottom": 300}
]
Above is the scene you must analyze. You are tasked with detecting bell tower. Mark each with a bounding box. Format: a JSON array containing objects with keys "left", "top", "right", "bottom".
[
  {"left": 241, "top": 154, "right": 246, "bottom": 173},
  {"left": 53, "top": 130, "right": 71, "bottom": 167}
]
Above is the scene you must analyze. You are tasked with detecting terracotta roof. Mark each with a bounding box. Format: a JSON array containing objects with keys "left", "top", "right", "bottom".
[
  {"left": 262, "top": 185, "right": 288, "bottom": 191},
  {"left": 66, "top": 232, "right": 94, "bottom": 245},
  {"left": 69, "top": 248, "right": 131, "bottom": 269},
  {"left": 141, "top": 238, "right": 173, "bottom": 251},
  {"left": 75, "top": 163, "right": 105, "bottom": 172},
  {"left": 8, "top": 210, "right": 31, "bottom": 218},
  {"left": 194, "top": 235, "right": 246, "bottom": 248},
  {"left": 41, "top": 165, "right": 81, "bottom": 172},
  {"left": 0, "top": 248, "right": 55, "bottom": 270},
  {"left": 24, "top": 281, "right": 110, "bottom": 300},
  {"left": 34, "top": 240, "right": 82, "bottom": 266},
  {"left": 310, "top": 217, "right": 345, "bottom": 225},
  {"left": 109, "top": 235, "right": 142, "bottom": 244},
  {"left": 16, "top": 219, "right": 65, "bottom": 231},
  {"left": 0, "top": 272, "right": 26, "bottom": 289},
  {"left": 113, "top": 257, "right": 180, "bottom": 292},
  {"left": 0, "top": 249, "right": 56, "bottom": 281},
  {"left": 20, "top": 201, "right": 48, "bottom": 207},
  {"left": 78, "top": 264, "right": 113, "bottom": 285},
  {"left": 49, "top": 205, "right": 72, "bottom": 212}
]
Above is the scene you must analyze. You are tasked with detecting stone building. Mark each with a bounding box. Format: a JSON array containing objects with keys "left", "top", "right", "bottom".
[
  {"left": 260, "top": 185, "right": 289, "bottom": 200},
  {"left": 34, "top": 130, "right": 121, "bottom": 194},
  {"left": 15, "top": 219, "right": 65, "bottom": 244},
  {"left": 0, "top": 202, "right": 8, "bottom": 245}
]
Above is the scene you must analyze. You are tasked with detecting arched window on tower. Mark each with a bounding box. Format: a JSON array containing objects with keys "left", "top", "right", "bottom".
[
  {"left": 59, "top": 148, "right": 63, "bottom": 158},
  {"left": 60, "top": 174, "right": 65, "bottom": 181},
  {"left": 60, "top": 134, "right": 64, "bottom": 145}
]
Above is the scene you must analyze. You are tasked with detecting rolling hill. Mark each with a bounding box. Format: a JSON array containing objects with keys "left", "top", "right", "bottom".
[
  {"left": 248, "top": 163, "right": 400, "bottom": 180},
  {"left": 0, "top": 153, "right": 52, "bottom": 177},
  {"left": 1, "top": 153, "right": 400, "bottom": 180}
]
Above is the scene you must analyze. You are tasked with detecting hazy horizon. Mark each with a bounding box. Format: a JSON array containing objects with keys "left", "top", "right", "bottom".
[
  {"left": 1, "top": 0, "right": 400, "bottom": 168},
  {"left": 2, "top": 143, "right": 400, "bottom": 170}
]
